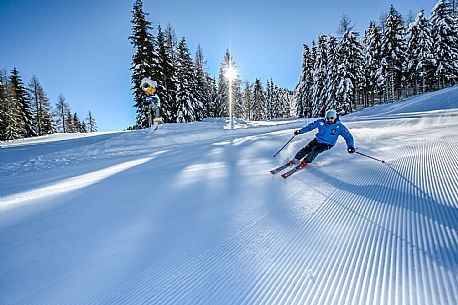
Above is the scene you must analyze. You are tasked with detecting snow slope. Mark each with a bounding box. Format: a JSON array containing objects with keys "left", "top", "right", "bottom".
[{"left": 1, "top": 88, "right": 458, "bottom": 305}]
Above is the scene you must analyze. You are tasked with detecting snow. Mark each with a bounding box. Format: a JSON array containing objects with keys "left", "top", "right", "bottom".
[
  {"left": 1, "top": 87, "right": 458, "bottom": 305},
  {"left": 0, "top": 131, "right": 124, "bottom": 149}
]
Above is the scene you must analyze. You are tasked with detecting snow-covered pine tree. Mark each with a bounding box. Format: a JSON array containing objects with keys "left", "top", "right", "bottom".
[
  {"left": 430, "top": 0, "right": 458, "bottom": 89},
  {"left": 215, "top": 55, "right": 229, "bottom": 118},
  {"left": 282, "top": 88, "right": 294, "bottom": 118},
  {"left": 407, "top": 10, "right": 435, "bottom": 94},
  {"left": 265, "top": 79, "right": 274, "bottom": 119},
  {"left": 312, "top": 35, "right": 328, "bottom": 116},
  {"left": 232, "top": 77, "right": 243, "bottom": 120},
  {"left": 363, "top": 21, "right": 383, "bottom": 105},
  {"left": 28, "top": 75, "right": 42, "bottom": 136},
  {"left": 28, "top": 75, "right": 55, "bottom": 135},
  {"left": 380, "top": 5, "right": 407, "bottom": 101},
  {"left": 157, "top": 24, "right": 179, "bottom": 123},
  {"left": 9, "top": 68, "right": 35, "bottom": 138},
  {"left": 215, "top": 50, "right": 237, "bottom": 118},
  {"left": 77, "top": 113, "right": 86, "bottom": 132},
  {"left": 155, "top": 26, "right": 168, "bottom": 120},
  {"left": 297, "top": 43, "right": 315, "bottom": 118},
  {"left": 251, "top": 78, "right": 265, "bottom": 121},
  {"left": 242, "top": 82, "right": 253, "bottom": 120},
  {"left": 336, "top": 30, "right": 364, "bottom": 114},
  {"left": 54, "top": 94, "right": 70, "bottom": 133},
  {"left": 325, "top": 35, "right": 339, "bottom": 110},
  {"left": 85, "top": 110, "right": 97, "bottom": 132},
  {"left": 294, "top": 44, "right": 310, "bottom": 117},
  {"left": 272, "top": 83, "right": 283, "bottom": 119},
  {"left": 129, "top": 0, "right": 157, "bottom": 128},
  {"left": 176, "top": 37, "right": 202, "bottom": 123},
  {"left": 72, "top": 113, "right": 82, "bottom": 133},
  {"left": 3, "top": 79, "right": 23, "bottom": 140},
  {"left": 65, "top": 110, "right": 77, "bottom": 133},
  {"left": 207, "top": 80, "right": 217, "bottom": 119},
  {"left": 206, "top": 75, "right": 218, "bottom": 117},
  {"left": 277, "top": 87, "right": 286, "bottom": 118},
  {"left": 194, "top": 45, "right": 213, "bottom": 119},
  {"left": 0, "top": 70, "right": 7, "bottom": 140}
]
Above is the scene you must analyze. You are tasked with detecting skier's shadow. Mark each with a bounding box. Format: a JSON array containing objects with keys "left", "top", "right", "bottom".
[
  {"left": 311, "top": 163, "right": 458, "bottom": 269},
  {"left": 314, "top": 164, "right": 458, "bottom": 232}
]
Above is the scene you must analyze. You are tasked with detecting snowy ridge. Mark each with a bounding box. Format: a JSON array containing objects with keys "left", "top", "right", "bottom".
[{"left": 1, "top": 87, "right": 458, "bottom": 305}]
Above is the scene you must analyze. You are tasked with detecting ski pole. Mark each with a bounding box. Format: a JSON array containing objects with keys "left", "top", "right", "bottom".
[
  {"left": 273, "top": 135, "right": 295, "bottom": 157},
  {"left": 355, "top": 151, "right": 386, "bottom": 163}
]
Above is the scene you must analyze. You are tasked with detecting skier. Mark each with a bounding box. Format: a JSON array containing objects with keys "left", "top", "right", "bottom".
[{"left": 290, "top": 109, "right": 355, "bottom": 167}]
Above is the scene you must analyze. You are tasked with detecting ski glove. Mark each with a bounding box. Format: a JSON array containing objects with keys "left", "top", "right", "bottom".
[
  {"left": 347, "top": 147, "right": 355, "bottom": 154},
  {"left": 294, "top": 130, "right": 301, "bottom": 135}
]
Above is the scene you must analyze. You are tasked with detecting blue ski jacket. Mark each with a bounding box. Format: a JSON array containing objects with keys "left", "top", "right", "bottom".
[{"left": 297, "top": 118, "right": 355, "bottom": 148}]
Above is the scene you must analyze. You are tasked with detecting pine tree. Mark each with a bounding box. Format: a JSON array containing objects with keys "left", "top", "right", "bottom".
[
  {"left": 54, "top": 94, "right": 70, "bottom": 133},
  {"left": 215, "top": 50, "right": 234, "bottom": 118},
  {"left": 272, "top": 83, "right": 283, "bottom": 118},
  {"left": 155, "top": 26, "right": 168, "bottom": 120},
  {"left": 325, "top": 35, "right": 339, "bottom": 109},
  {"left": 265, "top": 79, "right": 274, "bottom": 119},
  {"left": 65, "top": 110, "right": 76, "bottom": 133},
  {"left": 129, "top": 0, "right": 157, "bottom": 128},
  {"left": 0, "top": 70, "right": 7, "bottom": 140},
  {"left": 294, "top": 44, "right": 308, "bottom": 118},
  {"left": 281, "top": 88, "right": 294, "bottom": 118},
  {"left": 241, "top": 82, "right": 253, "bottom": 120},
  {"left": 165, "top": 24, "right": 179, "bottom": 122},
  {"left": 156, "top": 24, "right": 179, "bottom": 123},
  {"left": 363, "top": 21, "right": 383, "bottom": 105},
  {"left": 28, "top": 75, "right": 54, "bottom": 135},
  {"left": 336, "top": 30, "right": 364, "bottom": 113},
  {"left": 232, "top": 77, "right": 243, "bottom": 120},
  {"left": 73, "top": 113, "right": 82, "bottom": 133},
  {"left": 407, "top": 10, "right": 435, "bottom": 94},
  {"left": 380, "top": 5, "right": 407, "bottom": 101},
  {"left": 312, "top": 35, "right": 329, "bottom": 116},
  {"left": 271, "top": 82, "right": 279, "bottom": 118},
  {"left": 430, "top": 0, "right": 458, "bottom": 88},
  {"left": 251, "top": 78, "right": 265, "bottom": 121},
  {"left": 194, "top": 45, "right": 213, "bottom": 119},
  {"left": 3, "top": 81, "right": 23, "bottom": 140},
  {"left": 295, "top": 43, "right": 315, "bottom": 118},
  {"left": 9, "top": 68, "right": 35, "bottom": 137},
  {"left": 85, "top": 110, "right": 97, "bottom": 132},
  {"left": 206, "top": 75, "right": 218, "bottom": 117},
  {"left": 176, "top": 37, "right": 200, "bottom": 123}
]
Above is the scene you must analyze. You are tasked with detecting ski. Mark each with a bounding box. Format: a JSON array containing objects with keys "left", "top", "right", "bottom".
[
  {"left": 281, "top": 163, "right": 307, "bottom": 179},
  {"left": 270, "top": 162, "right": 292, "bottom": 174}
]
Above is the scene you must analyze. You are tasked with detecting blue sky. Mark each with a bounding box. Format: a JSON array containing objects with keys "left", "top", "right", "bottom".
[{"left": 1, "top": 0, "right": 437, "bottom": 131}]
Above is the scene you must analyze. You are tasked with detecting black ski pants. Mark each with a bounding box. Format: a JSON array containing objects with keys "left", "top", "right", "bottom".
[{"left": 294, "top": 138, "right": 333, "bottom": 163}]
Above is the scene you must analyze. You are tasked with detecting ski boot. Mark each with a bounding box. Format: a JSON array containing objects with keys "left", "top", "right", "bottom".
[{"left": 299, "top": 159, "right": 307, "bottom": 168}]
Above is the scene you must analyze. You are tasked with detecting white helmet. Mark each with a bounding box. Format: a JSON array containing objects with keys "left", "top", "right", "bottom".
[{"left": 325, "top": 109, "right": 337, "bottom": 119}]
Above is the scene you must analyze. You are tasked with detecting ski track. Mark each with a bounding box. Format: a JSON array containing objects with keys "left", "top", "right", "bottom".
[
  {"left": 105, "top": 180, "right": 330, "bottom": 305},
  {"left": 1, "top": 91, "right": 458, "bottom": 304},
  {"left": 103, "top": 134, "right": 457, "bottom": 305}
]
